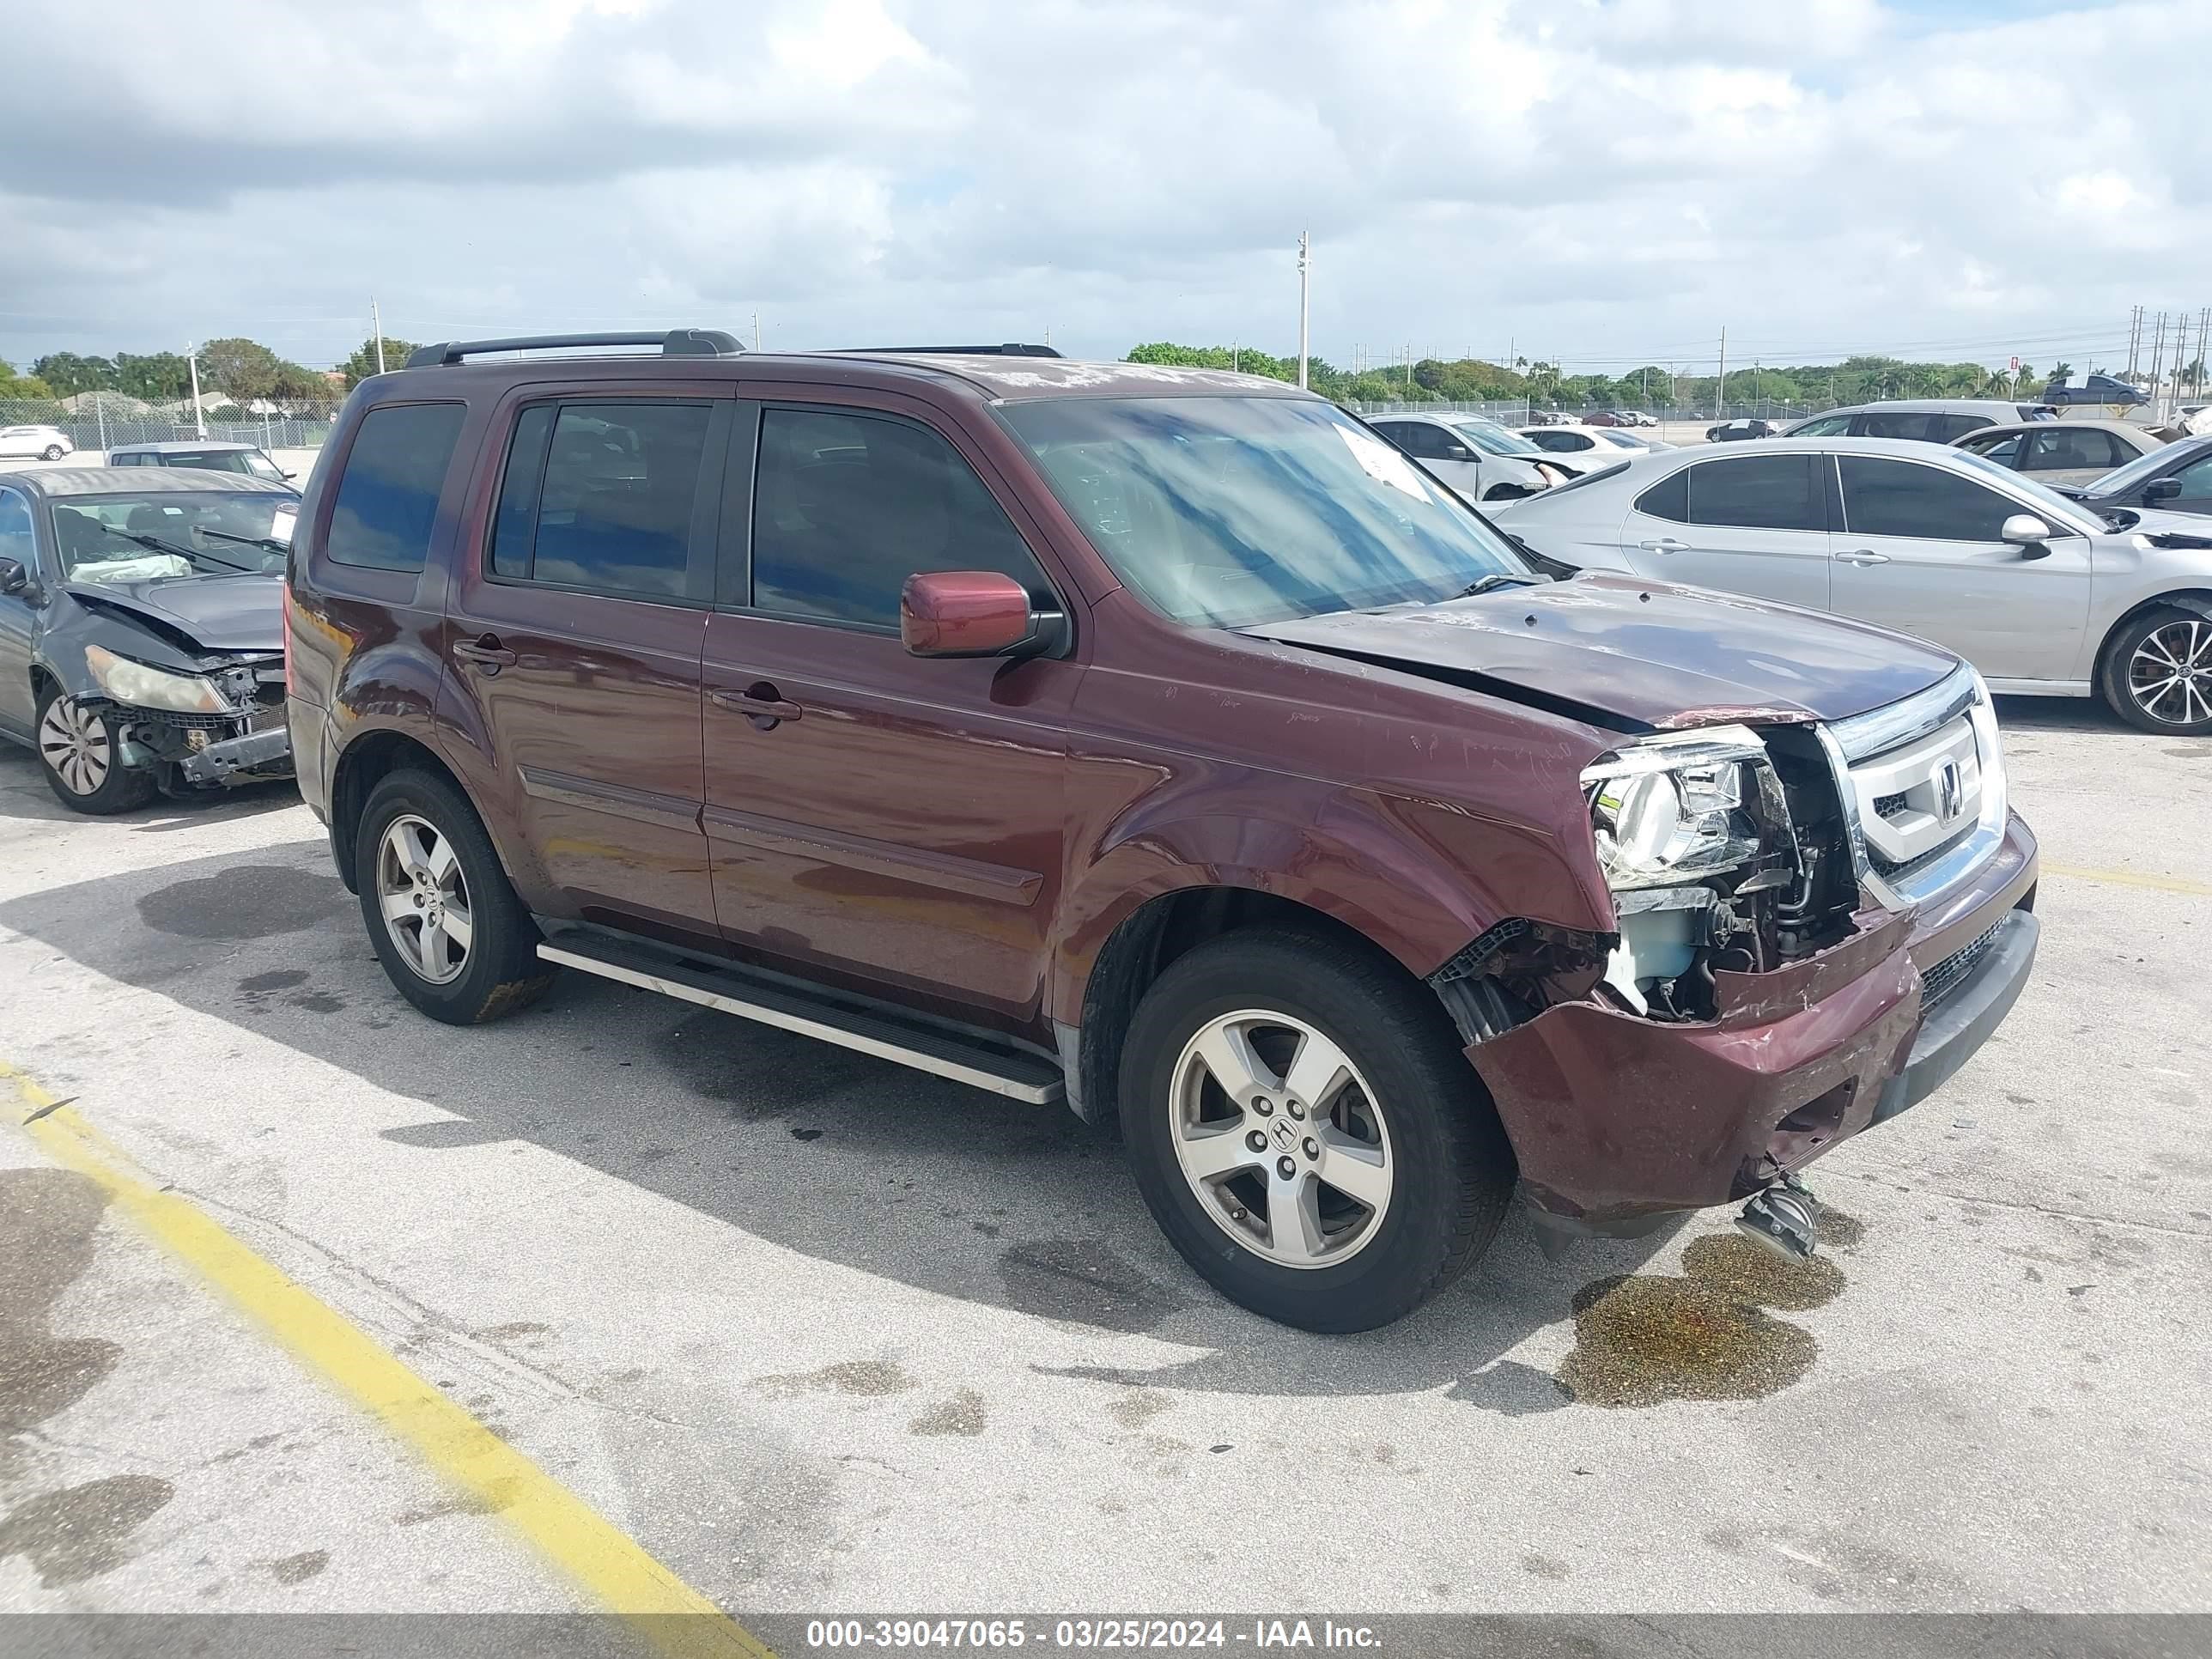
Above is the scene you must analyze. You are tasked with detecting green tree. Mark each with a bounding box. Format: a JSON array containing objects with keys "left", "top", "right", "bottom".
[
  {"left": 198, "top": 337, "right": 282, "bottom": 402},
  {"left": 339, "top": 337, "right": 420, "bottom": 386},
  {"left": 112, "top": 351, "right": 192, "bottom": 400},
  {"left": 31, "top": 353, "right": 117, "bottom": 395},
  {"left": 0, "top": 362, "right": 56, "bottom": 399},
  {"left": 270, "top": 362, "right": 333, "bottom": 402}
]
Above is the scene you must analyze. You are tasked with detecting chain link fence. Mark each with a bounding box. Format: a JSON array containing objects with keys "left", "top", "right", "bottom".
[
  {"left": 1344, "top": 398, "right": 1532, "bottom": 424},
  {"left": 0, "top": 394, "right": 346, "bottom": 457}
]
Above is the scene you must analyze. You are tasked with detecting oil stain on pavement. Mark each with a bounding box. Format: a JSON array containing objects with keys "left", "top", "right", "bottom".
[
  {"left": 0, "top": 1167, "right": 173, "bottom": 1583},
  {"left": 137, "top": 865, "right": 348, "bottom": 939},
  {"left": 1554, "top": 1224, "right": 1851, "bottom": 1407}
]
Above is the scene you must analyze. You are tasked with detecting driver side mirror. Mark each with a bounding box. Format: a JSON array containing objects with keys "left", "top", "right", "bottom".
[
  {"left": 2142, "top": 476, "right": 2182, "bottom": 503},
  {"left": 901, "top": 570, "right": 1064, "bottom": 659},
  {"left": 0, "top": 557, "right": 26, "bottom": 596},
  {"left": 2000, "top": 514, "right": 2053, "bottom": 559},
  {"left": 1442, "top": 443, "right": 1474, "bottom": 462}
]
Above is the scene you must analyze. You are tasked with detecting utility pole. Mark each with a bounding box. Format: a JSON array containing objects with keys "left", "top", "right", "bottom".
[
  {"left": 2149, "top": 311, "right": 2168, "bottom": 412},
  {"left": 371, "top": 297, "right": 386, "bottom": 375},
  {"left": 2194, "top": 307, "right": 2209, "bottom": 398},
  {"left": 1231, "top": 339, "right": 1239, "bottom": 374},
  {"left": 1296, "top": 229, "right": 1310, "bottom": 391},
  {"left": 1716, "top": 325, "right": 1727, "bottom": 416},
  {"left": 186, "top": 342, "right": 206, "bottom": 439},
  {"left": 752, "top": 313, "right": 761, "bottom": 350},
  {"left": 2125, "top": 305, "right": 2143, "bottom": 379}
]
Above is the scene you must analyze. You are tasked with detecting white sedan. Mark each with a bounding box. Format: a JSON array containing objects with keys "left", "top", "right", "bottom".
[
  {"left": 1516, "top": 423, "right": 1669, "bottom": 471},
  {"left": 0, "top": 425, "right": 76, "bottom": 461},
  {"left": 1492, "top": 435, "right": 2212, "bottom": 734}
]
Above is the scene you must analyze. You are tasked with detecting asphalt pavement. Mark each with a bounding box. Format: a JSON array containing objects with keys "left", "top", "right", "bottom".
[{"left": 0, "top": 696, "right": 2206, "bottom": 1630}]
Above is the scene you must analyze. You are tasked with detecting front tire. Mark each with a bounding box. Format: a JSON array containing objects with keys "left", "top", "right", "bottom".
[
  {"left": 35, "top": 687, "right": 156, "bottom": 815},
  {"left": 2099, "top": 605, "right": 2212, "bottom": 735},
  {"left": 1118, "top": 927, "right": 1514, "bottom": 1333},
  {"left": 356, "top": 769, "right": 555, "bottom": 1024}
]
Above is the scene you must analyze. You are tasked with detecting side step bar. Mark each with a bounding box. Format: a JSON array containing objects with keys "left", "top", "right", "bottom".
[{"left": 537, "top": 937, "right": 1065, "bottom": 1104}]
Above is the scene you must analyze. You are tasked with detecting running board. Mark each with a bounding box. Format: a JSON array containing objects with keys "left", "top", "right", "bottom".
[{"left": 537, "top": 938, "right": 1065, "bottom": 1104}]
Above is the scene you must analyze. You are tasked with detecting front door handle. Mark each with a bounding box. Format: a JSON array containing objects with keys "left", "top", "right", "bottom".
[
  {"left": 1638, "top": 537, "right": 1690, "bottom": 553},
  {"left": 453, "top": 634, "right": 519, "bottom": 672},
  {"left": 1836, "top": 549, "right": 1891, "bottom": 567},
  {"left": 712, "top": 683, "right": 805, "bottom": 728}
]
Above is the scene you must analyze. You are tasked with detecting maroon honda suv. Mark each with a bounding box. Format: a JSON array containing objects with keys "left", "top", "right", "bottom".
[{"left": 285, "top": 331, "right": 2039, "bottom": 1332}]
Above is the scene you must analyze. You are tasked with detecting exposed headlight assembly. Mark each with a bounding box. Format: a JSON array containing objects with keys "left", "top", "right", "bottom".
[
  {"left": 82, "top": 645, "right": 233, "bottom": 715},
  {"left": 1582, "top": 725, "right": 1797, "bottom": 894}
]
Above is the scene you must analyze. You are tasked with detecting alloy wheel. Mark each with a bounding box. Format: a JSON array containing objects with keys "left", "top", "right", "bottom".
[
  {"left": 375, "top": 814, "right": 474, "bottom": 985},
  {"left": 38, "top": 697, "right": 112, "bottom": 797},
  {"left": 2126, "top": 618, "right": 2212, "bottom": 727},
  {"left": 1169, "top": 1009, "right": 1394, "bottom": 1268}
]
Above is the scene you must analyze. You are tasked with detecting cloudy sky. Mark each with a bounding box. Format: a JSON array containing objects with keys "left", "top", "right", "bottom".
[{"left": 6, "top": 0, "right": 2207, "bottom": 376}]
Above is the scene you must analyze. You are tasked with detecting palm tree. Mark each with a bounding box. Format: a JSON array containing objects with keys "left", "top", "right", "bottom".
[{"left": 2050, "top": 362, "right": 2073, "bottom": 384}]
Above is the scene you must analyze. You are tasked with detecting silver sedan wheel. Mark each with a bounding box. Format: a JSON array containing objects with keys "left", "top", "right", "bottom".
[
  {"left": 1170, "top": 1009, "right": 1394, "bottom": 1269},
  {"left": 38, "top": 696, "right": 112, "bottom": 797},
  {"left": 2127, "top": 618, "right": 2212, "bottom": 726},
  {"left": 375, "top": 814, "right": 473, "bottom": 985}
]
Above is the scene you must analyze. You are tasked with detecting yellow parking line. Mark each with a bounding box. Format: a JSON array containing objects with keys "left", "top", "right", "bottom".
[
  {"left": 3, "top": 1063, "right": 772, "bottom": 1659},
  {"left": 2044, "top": 862, "right": 2212, "bottom": 897}
]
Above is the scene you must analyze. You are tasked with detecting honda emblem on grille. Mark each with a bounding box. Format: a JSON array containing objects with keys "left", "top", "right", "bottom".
[{"left": 1936, "top": 759, "right": 1964, "bottom": 823}]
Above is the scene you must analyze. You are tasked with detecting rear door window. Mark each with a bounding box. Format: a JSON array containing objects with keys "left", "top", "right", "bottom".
[
  {"left": 747, "top": 406, "right": 1051, "bottom": 629},
  {"left": 1838, "top": 457, "right": 2018, "bottom": 540},
  {"left": 1856, "top": 411, "right": 1941, "bottom": 441},
  {"left": 2025, "top": 428, "right": 2125, "bottom": 471},
  {"left": 1686, "top": 454, "right": 1825, "bottom": 530},
  {"left": 326, "top": 403, "right": 467, "bottom": 572},
  {"left": 489, "top": 402, "right": 715, "bottom": 599},
  {"left": 1632, "top": 468, "right": 1689, "bottom": 522}
]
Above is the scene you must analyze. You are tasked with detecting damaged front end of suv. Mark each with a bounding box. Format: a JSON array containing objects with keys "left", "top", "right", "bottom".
[{"left": 1426, "top": 669, "right": 2036, "bottom": 1256}]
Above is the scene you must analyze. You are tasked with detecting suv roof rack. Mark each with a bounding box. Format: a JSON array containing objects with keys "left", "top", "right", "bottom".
[
  {"left": 841, "top": 343, "right": 1063, "bottom": 358},
  {"left": 404, "top": 329, "right": 745, "bottom": 368}
]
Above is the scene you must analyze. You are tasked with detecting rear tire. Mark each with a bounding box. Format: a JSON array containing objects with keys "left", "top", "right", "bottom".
[
  {"left": 35, "top": 687, "right": 156, "bottom": 815},
  {"left": 2098, "top": 605, "right": 2212, "bottom": 735},
  {"left": 1118, "top": 927, "right": 1514, "bottom": 1333},
  {"left": 356, "top": 769, "right": 555, "bottom": 1024}
]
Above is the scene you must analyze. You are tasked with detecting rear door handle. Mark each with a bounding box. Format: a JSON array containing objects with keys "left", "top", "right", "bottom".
[
  {"left": 1637, "top": 537, "right": 1690, "bottom": 553},
  {"left": 453, "top": 634, "right": 519, "bottom": 672},
  {"left": 712, "top": 684, "right": 805, "bottom": 726},
  {"left": 1836, "top": 549, "right": 1891, "bottom": 566}
]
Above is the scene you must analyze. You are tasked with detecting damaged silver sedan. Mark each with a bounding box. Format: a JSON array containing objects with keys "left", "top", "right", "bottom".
[{"left": 0, "top": 467, "right": 297, "bottom": 814}]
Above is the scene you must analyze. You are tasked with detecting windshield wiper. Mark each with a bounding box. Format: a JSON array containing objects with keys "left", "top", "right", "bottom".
[
  {"left": 100, "top": 530, "right": 256, "bottom": 573},
  {"left": 196, "top": 527, "right": 292, "bottom": 556},
  {"left": 1454, "top": 572, "right": 1545, "bottom": 599}
]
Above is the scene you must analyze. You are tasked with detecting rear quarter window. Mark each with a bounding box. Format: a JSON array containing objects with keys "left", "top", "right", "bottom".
[
  {"left": 1632, "top": 467, "right": 1688, "bottom": 521},
  {"left": 325, "top": 404, "right": 467, "bottom": 571}
]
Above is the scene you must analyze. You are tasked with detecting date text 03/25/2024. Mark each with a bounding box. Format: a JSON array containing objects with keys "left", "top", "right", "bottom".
[{"left": 803, "top": 1620, "right": 1382, "bottom": 1650}]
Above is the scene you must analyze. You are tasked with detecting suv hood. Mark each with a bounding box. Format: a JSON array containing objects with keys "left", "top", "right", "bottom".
[
  {"left": 1244, "top": 573, "right": 1959, "bottom": 729},
  {"left": 62, "top": 574, "right": 283, "bottom": 655}
]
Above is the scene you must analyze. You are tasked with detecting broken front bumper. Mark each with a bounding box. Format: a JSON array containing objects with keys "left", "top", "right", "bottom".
[
  {"left": 1468, "top": 811, "right": 2039, "bottom": 1233},
  {"left": 175, "top": 724, "right": 294, "bottom": 787}
]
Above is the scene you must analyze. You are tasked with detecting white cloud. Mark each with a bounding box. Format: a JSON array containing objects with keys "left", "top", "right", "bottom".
[{"left": 3, "top": 0, "right": 2205, "bottom": 374}]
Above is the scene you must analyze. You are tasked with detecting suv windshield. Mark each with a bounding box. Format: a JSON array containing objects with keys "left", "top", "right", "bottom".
[
  {"left": 999, "top": 397, "right": 1527, "bottom": 627},
  {"left": 52, "top": 492, "right": 297, "bottom": 582},
  {"left": 1449, "top": 418, "right": 1545, "bottom": 457}
]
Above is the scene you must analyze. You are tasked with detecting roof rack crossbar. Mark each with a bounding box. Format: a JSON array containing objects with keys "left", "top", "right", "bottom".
[
  {"left": 404, "top": 329, "right": 744, "bottom": 368},
  {"left": 841, "top": 343, "right": 1063, "bottom": 358}
]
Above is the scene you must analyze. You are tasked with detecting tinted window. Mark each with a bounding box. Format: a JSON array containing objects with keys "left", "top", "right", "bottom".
[
  {"left": 1402, "top": 422, "right": 1456, "bottom": 460},
  {"left": 1633, "top": 468, "right": 1688, "bottom": 522},
  {"left": 326, "top": 403, "right": 467, "bottom": 571},
  {"left": 1838, "top": 457, "right": 2018, "bottom": 540},
  {"left": 1856, "top": 411, "right": 1940, "bottom": 441},
  {"left": 750, "top": 407, "right": 1049, "bottom": 628},
  {"left": 0, "top": 487, "right": 32, "bottom": 572},
  {"left": 2026, "top": 428, "right": 2125, "bottom": 471},
  {"left": 1686, "top": 454, "right": 1824, "bottom": 531},
  {"left": 1934, "top": 415, "right": 1992, "bottom": 441},
  {"left": 2172, "top": 454, "right": 2212, "bottom": 498},
  {"left": 1961, "top": 431, "right": 2026, "bottom": 465},
  {"left": 489, "top": 402, "right": 709, "bottom": 598},
  {"left": 1793, "top": 415, "right": 1851, "bottom": 437},
  {"left": 166, "top": 451, "right": 252, "bottom": 474}
]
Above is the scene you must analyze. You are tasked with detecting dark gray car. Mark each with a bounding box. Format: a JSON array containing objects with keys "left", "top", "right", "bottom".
[{"left": 0, "top": 467, "right": 296, "bottom": 812}]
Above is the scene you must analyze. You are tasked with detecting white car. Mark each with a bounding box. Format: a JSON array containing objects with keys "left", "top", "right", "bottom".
[
  {"left": 1366, "top": 413, "right": 1573, "bottom": 500},
  {"left": 1616, "top": 410, "right": 1660, "bottom": 427},
  {"left": 1492, "top": 435, "right": 2212, "bottom": 734},
  {"left": 1516, "top": 423, "right": 1668, "bottom": 471},
  {"left": 0, "top": 425, "right": 75, "bottom": 461}
]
